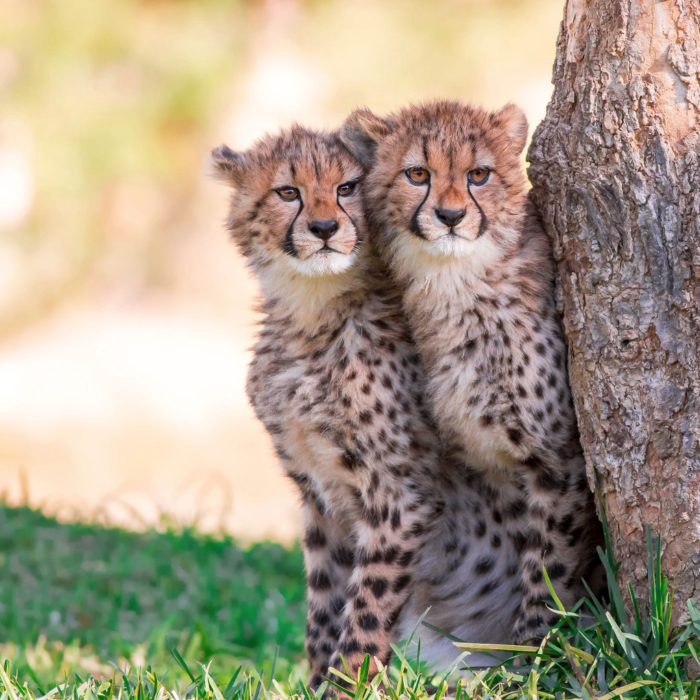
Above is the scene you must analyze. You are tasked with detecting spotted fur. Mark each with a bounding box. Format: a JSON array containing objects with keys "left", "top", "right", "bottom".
[
  {"left": 211, "top": 125, "right": 524, "bottom": 685},
  {"left": 341, "top": 101, "right": 605, "bottom": 642}
]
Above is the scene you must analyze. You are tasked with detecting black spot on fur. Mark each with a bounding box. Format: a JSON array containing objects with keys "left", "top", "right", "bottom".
[
  {"left": 507, "top": 428, "right": 523, "bottom": 446},
  {"left": 535, "top": 467, "right": 562, "bottom": 492},
  {"left": 364, "top": 577, "right": 388, "bottom": 599},
  {"left": 359, "top": 410, "right": 373, "bottom": 424},
  {"left": 308, "top": 570, "right": 332, "bottom": 591},
  {"left": 568, "top": 526, "right": 584, "bottom": 547},
  {"left": 358, "top": 613, "right": 379, "bottom": 631},
  {"left": 363, "top": 507, "right": 381, "bottom": 528},
  {"left": 548, "top": 562, "right": 567, "bottom": 580},
  {"left": 510, "top": 531, "right": 526, "bottom": 553},
  {"left": 342, "top": 450, "right": 362, "bottom": 471},
  {"left": 475, "top": 557, "right": 495, "bottom": 576},
  {"left": 398, "top": 550, "right": 414, "bottom": 567},
  {"left": 505, "top": 499, "right": 528, "bottom": 519},
  {"left": 478, "top": 580, "right": 500, "bottom": 596},
  {"left": 313, "top": 609, "right": 330, "bottom": 626},
  {"left": 526, "top": 615, "right": 545, "bottom": 629},
  {"left": 410, "top": 522, "right": 424, "bottom": 537},
  {"left": 524, "top": 529, "right": 545, "bottom": 551},
  {"left": 558, "top": 514, "right": 574, "bottom": 534},
  {"left": 340, "top": 638, "right": 360, "bottom": 655},
  {"left": 304, "top": 527, "right": 326, "bottom": 550},
  {"left": 332, "top": 546, "right": 354, "bottom": 568},
  {"left": 393, "top": 574, "right": 411, "bottom": 593},
  {"left": 383, "top": 546, "right": 399, "bottom": 564},
  {"left": 384, "top": 606, "right": 402, "bottom": 631}
]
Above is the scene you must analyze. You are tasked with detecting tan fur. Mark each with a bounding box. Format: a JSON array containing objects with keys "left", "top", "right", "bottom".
[
  {"left": 212, "top": 126, "right": 523, "bottom": 686},
  {"left": 341, "top": 101, "right": 605, "bottom": 642}
]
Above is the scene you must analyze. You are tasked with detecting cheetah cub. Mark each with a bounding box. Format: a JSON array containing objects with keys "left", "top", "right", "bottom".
[
  {"left": 341, "top": 101, "right": 605, "bottom": 642},
  {"left": 211, "top": 126, "right": 519, "bottom": 686}
]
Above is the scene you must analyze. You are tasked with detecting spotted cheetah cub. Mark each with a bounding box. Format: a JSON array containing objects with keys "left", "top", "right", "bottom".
[
  {"left": 211, "top": 126, "right": 480, "bottom": 686},
  {"left": 341, "top": 101, "right": 605, "bottom": 641}
]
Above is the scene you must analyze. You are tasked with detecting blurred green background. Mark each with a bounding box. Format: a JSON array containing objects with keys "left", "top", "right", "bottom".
[{"left": 0, "top": 0, "right": 562, "bottom": 541}]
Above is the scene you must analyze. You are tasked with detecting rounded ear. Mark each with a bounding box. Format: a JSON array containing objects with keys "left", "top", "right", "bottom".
[
  {"left": 340, "top": 109, "right": 393, "bottom": 167},
  {"left": 210, "top": 144, "right": 247, "bottom": 184},
  {"left": 493, "top": 104, "right": 529, "bottom": 155}
]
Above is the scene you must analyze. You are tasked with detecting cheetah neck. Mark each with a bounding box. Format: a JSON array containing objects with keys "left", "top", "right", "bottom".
[
  {"left": 257, "top": 247, "right": 379, "bottom": 333},
  {"left": 388, "top": 221, "right": 520, "bottom": 317}
]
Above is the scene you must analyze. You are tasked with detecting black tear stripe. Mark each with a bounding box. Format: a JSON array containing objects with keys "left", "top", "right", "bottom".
[
  {"left": 467, "top": 184, "right": 489, "bottom": 238},
  {"left": 337, "top": 186, "right": 362, "bottom": 250},
  {"left": 409, "top": 135, "right": 432, "bottom": 239},
  {"left": 283, "top": 196, "right": 304, "bottom": 256},
  {"left": 409, "top": 178, "right": 431, "bottom": 239}
]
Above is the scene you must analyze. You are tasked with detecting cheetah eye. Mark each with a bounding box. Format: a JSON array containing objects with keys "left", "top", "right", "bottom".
[
  {"left": 337, "top": 181, "right": 357, "bottom": 197},
  {"left": 468, "top": 168, "right": 490, "bottom": 186},
  {"left": 406, "top": 167, "right": 429, "bottom": 185},
  {"left": 277, "top": 186, "right": 300, "bottom": 201}
]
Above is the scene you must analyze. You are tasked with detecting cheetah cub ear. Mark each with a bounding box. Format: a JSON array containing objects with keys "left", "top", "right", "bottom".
[
  {"left": 493, "top": 103, "right": 529, "bottom": 155},
  {"left": 210, "top": 144, "right": 247, "bottom": 185},
  {"left": 340, "top": 109, "right": 394, "bottom": 167}
]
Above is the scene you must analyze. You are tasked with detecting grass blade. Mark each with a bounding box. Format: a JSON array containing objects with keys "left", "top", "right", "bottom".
[{"left": 597, "top": 680, "right": 657, "bottom": 700}]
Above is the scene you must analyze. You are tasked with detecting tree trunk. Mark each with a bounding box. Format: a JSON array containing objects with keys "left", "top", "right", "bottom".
[{"left": 527, "top": 0, "right": 700, "bottom": 614}]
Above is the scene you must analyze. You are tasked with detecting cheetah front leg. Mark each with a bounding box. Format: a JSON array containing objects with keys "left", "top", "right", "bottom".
[
  {"left": 290, "top": 475, "right": 356, "bottom": 690},
  {"left": 328, "top": 472, "right": 438, "bottom": 686},
  {"left": 512, "top": 451, "right": 603, "bottom": 643},
  {"left": 304, "top": 510, "right": 356, "bottom": 690}
]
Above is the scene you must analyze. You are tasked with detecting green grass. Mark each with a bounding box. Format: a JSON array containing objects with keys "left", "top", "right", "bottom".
[
  {"left": 1, "top": 505, "right": 699, "bottom": 699},
  {"left": 0, "top": 504, "right": 307, "bottom": 688}
]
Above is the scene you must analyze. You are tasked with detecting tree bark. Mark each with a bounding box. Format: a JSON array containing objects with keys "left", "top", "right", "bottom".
[{"left": 528, "top": 0, "right": 700, "bottom": 614}]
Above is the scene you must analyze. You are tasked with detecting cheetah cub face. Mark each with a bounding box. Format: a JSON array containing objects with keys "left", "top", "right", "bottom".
[
  {"left": 341, "top": 101, "right": 529, "bottom": 272},
  {"left": 211, "top": 126, "right": 365, "bottom": 280}
]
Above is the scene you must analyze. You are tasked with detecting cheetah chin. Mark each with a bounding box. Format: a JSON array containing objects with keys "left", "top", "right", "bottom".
[
  {"left": 420, "top": 233, "right": 475, "bottom": 258},
  {"left": 288, "top": 250, "right": 358, "bottom": 277}
]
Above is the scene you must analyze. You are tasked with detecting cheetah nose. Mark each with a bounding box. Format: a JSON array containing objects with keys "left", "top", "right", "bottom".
[
  {"left": 435, "top": 208, "right": 466, "bottom": 228},
  {"left": 308, "top": 219, "right": 339, "bottom": 241}
]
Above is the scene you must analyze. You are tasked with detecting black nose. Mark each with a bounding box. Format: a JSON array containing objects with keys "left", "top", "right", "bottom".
[
  {"left": 435, "top": 208, "right": 466, "bottom": 228},
  {"left": 308, "top": 219, "right": 339, "bottom": 241}
]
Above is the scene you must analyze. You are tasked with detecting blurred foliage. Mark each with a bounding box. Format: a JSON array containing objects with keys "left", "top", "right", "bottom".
[
  {"left": 0, "top": 0, "right": 563, "bottom": 336},
  {"left": 0, "top": 0, "right": 249, "bottom": 332}
]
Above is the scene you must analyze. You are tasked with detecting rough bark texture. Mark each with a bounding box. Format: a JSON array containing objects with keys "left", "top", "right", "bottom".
[{"left": 528, "top": 0, "right": 700, "bottom": 614}]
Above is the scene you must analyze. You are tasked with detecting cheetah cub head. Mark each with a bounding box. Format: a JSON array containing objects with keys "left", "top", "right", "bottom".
[
  {"left": 211, "top": 126, "right": 365, "bottom": 281},
  {"left": 341, "top": 101, "right": 529, "bottom": 275}
]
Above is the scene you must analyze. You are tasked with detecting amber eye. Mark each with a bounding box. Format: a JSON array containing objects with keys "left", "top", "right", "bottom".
[
  {"left": 468, "top": 168, "right": 490, "bottom": 186},
  {"left": 406, "top": 167, "right": 429, "bottom": 185},
  {"left": 277, "top": 186, "right": 300, "bottom": 201},
  {"left": 337, "top": 181, "right": 357, "bottom": 197}
]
